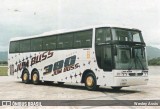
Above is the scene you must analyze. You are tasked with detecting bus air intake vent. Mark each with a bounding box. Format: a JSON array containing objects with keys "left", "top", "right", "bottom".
[
  {"left": 129, "top": 73, "right": 136, "bottom": 76},
  {"left": 137, "top": 73, "right": 143, "bottom": 76}
]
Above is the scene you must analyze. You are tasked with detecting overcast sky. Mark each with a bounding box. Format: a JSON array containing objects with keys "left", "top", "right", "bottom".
[{"left": 0, "top": 0, "right": 160, "bottom": 51}]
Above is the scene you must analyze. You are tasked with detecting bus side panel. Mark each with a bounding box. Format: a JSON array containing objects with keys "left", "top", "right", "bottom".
[
  {"left": 8, "top": 49, "right": 114, "bottom": 87},
  {"left": 8, "top": 53, "right": 24, "bottom": 80},
  {"left": 41, "top": 49, "right": 94, "bottom": 83}
]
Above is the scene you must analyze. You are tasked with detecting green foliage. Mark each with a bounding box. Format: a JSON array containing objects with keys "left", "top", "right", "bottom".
[
  {"left": 0, "top": 61, "right": 8, "bottom": 65},
  {"left": 148, "top": 57, "right": 160, "bottom": 65},
  {"left": 0, "top": 67, "right": 8, "bottom": 76}
]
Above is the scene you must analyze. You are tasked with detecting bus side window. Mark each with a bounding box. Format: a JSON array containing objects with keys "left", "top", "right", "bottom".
[
  {"left": 31, "top": 38, "right": 42, "bottom": 51},
  {"left": 73, "top": 29, "right": 92, "bottom": 48},
  {"left": 43, "top": 35, "right": 57, "bottom": 51},
  {"left": 20, "top": 40, "right": 31, "bottom": 52},
  {"left": 74, "top": 31, "right": 82, "bottom": 48},
  {"left": 83, "top": 30, "right": 92, "bottom": 47},
  {"left": 57, "top": 33, "right": 73, "bottom": 50},
  {"left": 9, "top": 41, "right": 20, "bottom": 53},
  {"left": 95, "top": 28, "right": 111, "bottom": 45}
]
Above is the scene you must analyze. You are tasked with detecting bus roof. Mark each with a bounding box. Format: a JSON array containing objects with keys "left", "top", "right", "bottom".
[{"left": 10, "top": 25, "right": 141, "bottom": 42}]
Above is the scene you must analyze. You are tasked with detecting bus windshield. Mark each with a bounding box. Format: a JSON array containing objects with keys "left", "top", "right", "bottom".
[
  {"left": 112, "top": 28, "right": 144, "bottom": 42},
  {"left": 95, "top": 27, "right": 148, "bottom": 71},
  {"left": 114, "top": 45, "right": 148, "bottom": 70}
]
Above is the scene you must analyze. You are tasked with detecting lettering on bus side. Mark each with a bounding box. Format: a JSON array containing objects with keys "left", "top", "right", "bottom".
[
  {"left": 31, "top": 51, "right": 53, "bottom": 66},
  {"left": 14, "top": 51, "right": 54, "bottom": 73},
  {"left": 63, "top": 55, "right": 79, "bottom": 72},
  {"left": 43, "top": 64, "right": 53, "bottom": 75},
  {"left": 16, "top": 60, "right": 29, "bottom": 72},
  {"left": 53, "top": 60, "right": 64, "bottom": 75},
  {"left": 43, "top": 55, "right": 80, "bottom": 76}
]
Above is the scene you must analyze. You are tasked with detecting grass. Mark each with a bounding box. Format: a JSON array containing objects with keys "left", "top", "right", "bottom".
[{"left": 0, "top": 66, "right": 8, "bottom": 76}]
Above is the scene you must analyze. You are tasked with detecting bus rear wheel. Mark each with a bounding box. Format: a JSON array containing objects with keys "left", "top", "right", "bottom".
[
  {"left": 32, "top": 71, "right": 40, "bottom": 85},
  {"left": 84, "top": 73, "right": 97, "bottom": 91},
  {"left": 22, "top": 70, "right": 30, "bottom": 84}
]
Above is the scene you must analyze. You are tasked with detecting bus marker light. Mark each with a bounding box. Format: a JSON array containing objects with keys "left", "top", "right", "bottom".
[{"left": 87, "top": 51, "right": 90, "bottom": 59}]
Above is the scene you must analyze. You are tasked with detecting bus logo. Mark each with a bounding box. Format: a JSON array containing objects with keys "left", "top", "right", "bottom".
[{"left": 43, "top": 55, "right": 80, "bottom": 76}]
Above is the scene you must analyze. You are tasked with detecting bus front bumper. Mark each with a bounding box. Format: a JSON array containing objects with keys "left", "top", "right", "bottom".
[{"left": 113, "top": 76, "right": 149, "bottom": 87}]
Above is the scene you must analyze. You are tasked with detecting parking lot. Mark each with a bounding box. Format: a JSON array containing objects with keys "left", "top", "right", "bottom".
[{"left": 0, "top": 66, "right": 160, "bottom": 109}]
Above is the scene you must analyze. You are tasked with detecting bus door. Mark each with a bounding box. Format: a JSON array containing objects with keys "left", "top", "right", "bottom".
[{"left": 95, "top": 45, "right": 113, "bottom": 71}]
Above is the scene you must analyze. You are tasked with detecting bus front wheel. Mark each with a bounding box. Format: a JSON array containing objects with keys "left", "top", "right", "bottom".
[
  {"left": 32, "top": 70, "right": 40, "bottom": 85},
  {"left": 84, "top": 73, "right": 97, "bottom": 91}
]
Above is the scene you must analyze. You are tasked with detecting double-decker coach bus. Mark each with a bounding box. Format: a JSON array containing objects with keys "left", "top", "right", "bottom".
[{"left": 8, "top": 26, "right": 149, "bottom": 90}]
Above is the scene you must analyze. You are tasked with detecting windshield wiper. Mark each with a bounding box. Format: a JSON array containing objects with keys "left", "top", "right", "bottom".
[
  {"left": 135, "top": 53, "right": 145, "bottom": 70},
  {"left": 127, "top": 60, "right": 133, "bottom": 70}
]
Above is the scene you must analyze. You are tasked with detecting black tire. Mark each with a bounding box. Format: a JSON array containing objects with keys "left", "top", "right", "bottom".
[
  {"left": 31, "top": 70, "right": 40, "bottom": 85},
  {"left": 22, "top": 70, "right": 30, "bottom": 84},
  {"left": 84, "top": 73, "right": 97, "bottom": 91},
  {"left": 111, "top": 87, "right": 122, "bottom": 91}
]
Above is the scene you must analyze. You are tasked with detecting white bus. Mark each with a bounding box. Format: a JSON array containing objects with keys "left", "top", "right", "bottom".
[{"left": 8, "top": 26, "right": 149, "bottom": 90}]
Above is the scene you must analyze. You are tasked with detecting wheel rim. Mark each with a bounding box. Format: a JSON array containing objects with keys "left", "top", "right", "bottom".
[
  {"left": 23, "top": 73, "right": 28, "bottom": 81},
  {"left": 86, "top": 76, "right": 94, "bottom": 87},
  {"left": 33, "top": 73, "right": 38, "bottom": 82}
]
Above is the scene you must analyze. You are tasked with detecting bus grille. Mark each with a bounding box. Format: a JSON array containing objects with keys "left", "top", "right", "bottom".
[
  {"left": 137, "top": 73, "right": 143, "bottom": 76},
  {"left": 129, "top": 73, "right": 143, "bottom": 76},
  {"left": 129, "top": 73, "right": 136, "bottom": 76}
]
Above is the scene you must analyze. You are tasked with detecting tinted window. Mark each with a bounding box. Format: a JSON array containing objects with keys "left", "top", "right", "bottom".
[
  {"left": 115, "top": 48, "right": 131, "bottom": 69},
  {"left": 20, "top": 40, "right": 30, "bottom": 52},
  {"left": 31, "top": 38, "right": 42, "bottom": 51},
  {"left": 95, "top": 45, "right": 113, "bottom": 71},
  {"left": 112, "top": 29, "right": 144, "bottom": 43},
  {"left": 95, "top": 28, "right": 111, "bottom": 44},
  {"left": 131, "top": 31, "right": 142, "bottom": 42},
  {"left": 74, "top": 30, "right": 92, "bottom": 48},
  {"left": 102, "top": 46, "right": 112, "bottom": 71},
  {"left": 112, "top": 29, "right": 130, "bottom": 41},
  {"left": 57, "top": 33, "right": 73, "bottom": 49},
  {"left": 9, "top": 41, "right": 20, "bottom": 53},
  {"left": 43, "top": 36, "right": 57, "bottom": 50}
]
